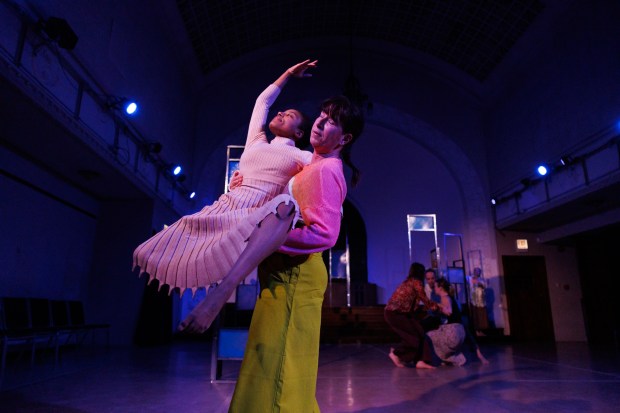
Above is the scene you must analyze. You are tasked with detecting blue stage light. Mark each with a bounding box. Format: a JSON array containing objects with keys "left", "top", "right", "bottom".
[
  {"left": 173, "top": 165, "right": 182, "bottom": 175},
  {"left": 124, "top": 101, "right": 138, "bottom": 115},
  {"left": 537, "top": 164, "right": 548, "bottom": 176},
  {"left": 189, "top": 192, "right": 196, "bottom": 199},
  {"left": 491, "top": 198, "right": 497, "bottom": 205}
]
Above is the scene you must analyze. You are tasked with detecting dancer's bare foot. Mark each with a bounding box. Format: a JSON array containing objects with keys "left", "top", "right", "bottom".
[
  {"left": 178, "top": 284, "right": 232, "bottom": 333},
  {"left": 178, "top": 273, "right": 242, "bottom": 333},
  {"left": 415, "top": 360, "right": 436, "bottom": 369},
  {"left": 476, "top": 348, "right": 490, "bottom": 364},
  {"left": 178, "top": 306, "right": 215, "bottom": 334},
  {"left": 388, "top": 348, "right": 405, "bottom": 368}
]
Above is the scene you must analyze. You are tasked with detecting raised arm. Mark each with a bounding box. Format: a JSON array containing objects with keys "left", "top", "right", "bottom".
[
  {"left": 246, "top": 84, "right": 281, "bottom": 147},
  {"left": 246, "top": 59, "right": 318, "bottom": 147},
  {"left": 274, "top": 59, "right": 317, "bottom": 88}
]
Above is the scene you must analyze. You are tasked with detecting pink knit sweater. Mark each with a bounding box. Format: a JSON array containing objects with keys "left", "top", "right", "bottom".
[{"left": 279, "top": 155, "right": 347, "bottom": 255}]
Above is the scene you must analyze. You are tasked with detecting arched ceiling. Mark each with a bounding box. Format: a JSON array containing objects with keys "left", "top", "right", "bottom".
[{"left": 176, "top": 0, "right": 544, "bottom": 82}]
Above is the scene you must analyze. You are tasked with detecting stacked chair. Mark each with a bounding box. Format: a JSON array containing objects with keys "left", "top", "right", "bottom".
[{"left": 0, "top": 297, "right": 110, "bottom": 383}]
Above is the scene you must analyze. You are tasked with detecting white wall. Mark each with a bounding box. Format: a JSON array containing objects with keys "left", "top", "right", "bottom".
[
  {"left": 0, "top": 146, "right": 98, "bottom": 299},
  {"left": 349, "top": 123, "right": 465, "bottom": 304},
  {"left": 87, "top": 199, "right": 153, "bottom": 346},
  {"left": 0, "top": 144, "right": 152, "bottom": 345}
]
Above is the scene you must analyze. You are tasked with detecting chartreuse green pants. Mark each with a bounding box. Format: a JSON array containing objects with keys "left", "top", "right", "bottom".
[{"left": 229, "top": 252, "right": 326, "bottom": 413}]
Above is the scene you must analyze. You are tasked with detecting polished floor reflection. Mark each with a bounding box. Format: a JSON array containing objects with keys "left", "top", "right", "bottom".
[{"left": 1, "top": 340, "right": 619, "bottom": 412}]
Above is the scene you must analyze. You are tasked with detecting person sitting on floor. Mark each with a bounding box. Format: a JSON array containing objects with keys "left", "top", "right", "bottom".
[{"left": 428, "top": 278, "right": 489, "bottom": 365}]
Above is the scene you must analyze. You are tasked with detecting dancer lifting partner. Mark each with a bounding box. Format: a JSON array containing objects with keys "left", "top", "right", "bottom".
[{"left": 182, "top": 94, "right": 364, "bottom": 412}]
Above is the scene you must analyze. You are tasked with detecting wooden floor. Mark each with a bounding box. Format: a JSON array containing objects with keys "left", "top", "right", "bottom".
[{"left": 1, "top": 339, "right": 619, "bottom": 412}]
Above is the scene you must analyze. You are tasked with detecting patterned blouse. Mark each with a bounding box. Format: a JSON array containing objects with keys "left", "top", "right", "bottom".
[{"left": 385, "top": 278, "right": 440, "bottom": 313}]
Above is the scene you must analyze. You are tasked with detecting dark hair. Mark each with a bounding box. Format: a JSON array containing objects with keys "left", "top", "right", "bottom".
[
  {"left": 320, "top": 95, "right": 364, "bottom": 187},
  {"left": 407, "top": 262, "right": 426, "bottom": 281},
  {"left": 294, "top": 110, "right": 312, "bottom": 150},
  {"left": 435, "top": 278, "right": 453, "bottom": 296}
]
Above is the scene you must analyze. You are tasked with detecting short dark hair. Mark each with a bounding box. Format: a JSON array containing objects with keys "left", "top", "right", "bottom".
[
  {"left": 320, "top": 96, "right": 364, "bottom": 140},
  {"left": 320, "top": 95, "right": 364, "bottom": 186},
  {"left": 407, "top": 262, "right": 426, "bottom": 281},
  {"left": 436, "top": 277, "right": 450, "bottom": 291}
]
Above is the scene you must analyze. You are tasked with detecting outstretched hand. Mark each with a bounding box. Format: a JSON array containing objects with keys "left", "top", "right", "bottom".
[{"left": 288, "top": 59, "right": 318, "bottom": 78}]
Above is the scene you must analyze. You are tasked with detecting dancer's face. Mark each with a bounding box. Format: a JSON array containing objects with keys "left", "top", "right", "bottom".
[
  {"left": 310, "top": 111, "right": 351, "bottom": 155},
  {"left": 269, "top": 109, "right": 303, "bottom": 140},
  {"left": 425, "top": 271, "right": 435, "bottom": 287}
]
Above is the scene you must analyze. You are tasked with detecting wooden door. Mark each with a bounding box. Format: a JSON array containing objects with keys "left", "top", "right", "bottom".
[{"left": 502, "top": 255, "right": 555, "bottom": 341}]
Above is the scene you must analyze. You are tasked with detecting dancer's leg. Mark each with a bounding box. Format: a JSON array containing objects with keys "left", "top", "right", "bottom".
[
  {"left": 476, "top": 347, "right": 490, "bottom": 364},
  {"left": 178, "top": 202, "right": 296, "bottom": 333},
  {"left": 384, "top": 310, "right": 436, "bottom": 368}
]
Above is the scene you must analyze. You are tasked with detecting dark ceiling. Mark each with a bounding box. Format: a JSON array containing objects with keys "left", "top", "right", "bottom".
[{"left": 176, "top": 0, "right": 544, "bottom": 81}]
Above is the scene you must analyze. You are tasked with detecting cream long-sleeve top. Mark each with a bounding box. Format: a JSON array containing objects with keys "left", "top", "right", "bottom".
[
  {"left": 240, "top": 84, "right": 312, "bottom": 187},
  {"left": 132, "top": 83, "right": 311, "bottom": 291}
]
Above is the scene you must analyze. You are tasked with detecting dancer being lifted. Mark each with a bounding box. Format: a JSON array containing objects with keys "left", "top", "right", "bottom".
[{"left": 132, "top": 60, "right": 317, "bottom": 296}]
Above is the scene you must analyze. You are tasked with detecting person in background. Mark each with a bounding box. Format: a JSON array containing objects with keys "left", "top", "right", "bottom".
[
  {"left": 429, "top": 277, "right": 490, "bottom": 365},
  {"left": 470, "top": 267, "right": 490, "bottom": 335},
  {"left": 384, "top": 262, "right": 441, "bottom": 369},
  {"left": 424, "top": 268, "right": 438, "bottom": 300},
  {"left": 421, "top": 267, "right": 442, "bottom": 331}
]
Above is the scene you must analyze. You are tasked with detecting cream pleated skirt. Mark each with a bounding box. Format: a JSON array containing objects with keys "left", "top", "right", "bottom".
[{"left": 132, "top": 178, "right": 297, "bottom": 296}]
